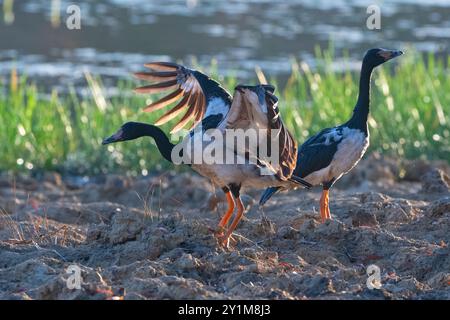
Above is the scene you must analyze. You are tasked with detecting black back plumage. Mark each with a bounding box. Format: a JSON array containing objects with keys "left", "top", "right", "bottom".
[
  {"left": 192, "top": 70, "right": 232, "bottom": 104},
  {"left": 293, "top": 126, "right": 344, "bottom": 178},
  {"left": 259, "top": 48, "right": 404, "bottom": 206},
  {"left": 259, "top": 125, "right": 344, "bottom": 205}
]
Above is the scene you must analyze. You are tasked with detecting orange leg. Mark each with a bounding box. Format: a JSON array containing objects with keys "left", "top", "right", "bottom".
[
  {"left": 325, "top": 191, "right": 331, "bottom": 220},
  {"left": 319, "top": 189, "right": 331, "bottom": 223},
  {"left": 216, "top": 191, "right": 235, "bottom": 236},
  {"left": 221, "top": 196, "right": 244, "bottom": 247}
]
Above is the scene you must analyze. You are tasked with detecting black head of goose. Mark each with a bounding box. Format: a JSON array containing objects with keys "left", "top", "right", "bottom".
[{"left": 260, "top": 48, "right": 403, "bottom": 223}]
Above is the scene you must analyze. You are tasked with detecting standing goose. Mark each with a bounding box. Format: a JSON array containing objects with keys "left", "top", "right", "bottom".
[
  {"left": 259, "top": 48, "right": 403, "bottom": 222},
  {"left": 103, "top": 62, "right": 311, "bottom": 246}
]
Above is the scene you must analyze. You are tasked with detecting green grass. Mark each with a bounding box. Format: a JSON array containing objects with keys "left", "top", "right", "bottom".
[{"left": 1, "top": 49, "right": 449, "bottom": 176}]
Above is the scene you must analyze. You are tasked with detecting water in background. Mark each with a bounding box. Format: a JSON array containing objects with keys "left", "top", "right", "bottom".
[{"left": 1, "top": 0, "right": 449, "bottom": 93}]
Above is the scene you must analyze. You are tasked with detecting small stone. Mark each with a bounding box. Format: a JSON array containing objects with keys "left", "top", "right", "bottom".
[
  {"left": 350, "top": 208, "right": 379, "bottom": 227},
  {"left": 177, "top": 253, "right": 201, "bottom": 270},
  {"left": 360, "top": 192, "right": 391, "bottom": 203},
  {"left": 277, "top": 226, "right": 299, "bottom": 239}
]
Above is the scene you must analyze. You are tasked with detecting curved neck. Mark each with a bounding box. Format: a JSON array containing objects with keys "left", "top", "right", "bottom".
[
  {"left": 346, "top": 62, "right": 374, "bottom": 132},
  {"left": 135, "top": 123, "right": 175, "bottom": 163}
]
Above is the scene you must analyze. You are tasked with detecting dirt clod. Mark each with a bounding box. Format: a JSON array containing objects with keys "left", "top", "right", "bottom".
[{"left": 0, "top": 157, "right": 449, "bottom": 299}]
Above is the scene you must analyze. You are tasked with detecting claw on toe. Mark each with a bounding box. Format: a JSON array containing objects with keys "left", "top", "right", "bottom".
[
  {"left": 219, "top": 234, "right": 235, "bottom": 249},
  {"left": 214, "top": 226, "right": 226, "bottom": 239},
  {"left": 221, "top": 236, "right": 230, "bottom": 249},
  {"left": 213, "top": 228, "right": 230, "bottom": 249}
]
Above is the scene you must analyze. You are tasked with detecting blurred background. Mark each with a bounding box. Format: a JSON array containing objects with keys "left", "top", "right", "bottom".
[
  {"left": 0, "top": 0, "right": 449, "bottom": 175},
  {"left": 1, "top": 0, "right": 450, "bottom": 92}
]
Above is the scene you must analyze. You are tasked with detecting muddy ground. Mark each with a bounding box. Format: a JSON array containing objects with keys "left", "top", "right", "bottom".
[{"left": 0, "top": 153, "right": 449, "bottom": 300}]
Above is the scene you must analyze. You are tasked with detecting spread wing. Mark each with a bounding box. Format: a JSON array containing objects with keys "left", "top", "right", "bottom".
[
  {"left": 224, "top": 85, "right": 275, "bottom": 131},
  {"left": 225, "top": 86, "right": 298, "bottom": 182},
  {"left": 134, "top": 62, "right": 232, "bottom": 134},
  {"left": 265, "top": 91, "right": 298, "bottom": 181}
]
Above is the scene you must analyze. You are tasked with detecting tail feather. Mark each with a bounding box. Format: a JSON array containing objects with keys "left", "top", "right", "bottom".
[
  {"left": 288, "top": 175, "right": 312, "bottom": 189},
  {"left": 259, "top": 187, "right": 281, "bottom": 206}
]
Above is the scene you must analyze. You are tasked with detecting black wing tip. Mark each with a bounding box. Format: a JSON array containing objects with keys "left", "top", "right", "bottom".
[
  {"left": 267, "top": 93, "right": 278, "bottom": 105},
  {"left": 262, "top": 84, "right": 275, "bottom": 93},
  {"left": 263, "top": 85, "right": 278, "bottom": 106}
]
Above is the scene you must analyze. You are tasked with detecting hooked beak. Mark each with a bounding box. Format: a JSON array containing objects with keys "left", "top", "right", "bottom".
[
  {"left": 379, "top": 49, "right": 404, "bottom": 61},
  {"left": 102, "top": 129, "right": 123, "bottom": 145}
]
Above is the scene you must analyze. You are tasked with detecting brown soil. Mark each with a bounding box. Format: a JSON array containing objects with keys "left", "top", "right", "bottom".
[{"left": 0, "top": 153, "right": 449, "bottom": 300}]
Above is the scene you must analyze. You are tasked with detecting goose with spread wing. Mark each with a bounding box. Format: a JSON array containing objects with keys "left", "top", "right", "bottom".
[
  {"left": 102, "top": 62, "right": 311, "bottom": 247},
  {"left": 259, "top": 48, "right": 403, "bottom": 222}
]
